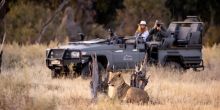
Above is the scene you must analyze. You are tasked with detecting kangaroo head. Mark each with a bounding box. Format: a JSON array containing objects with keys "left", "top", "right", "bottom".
[{"left": 108, "top": 72, "right": 125, "bottom": 87}]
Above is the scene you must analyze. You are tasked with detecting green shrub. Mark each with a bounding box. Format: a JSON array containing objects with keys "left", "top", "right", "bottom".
[{"left": 5, "top": 2, "right": 60, "bottom": 44}]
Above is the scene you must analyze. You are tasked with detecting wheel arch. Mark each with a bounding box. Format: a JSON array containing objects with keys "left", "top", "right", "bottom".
[
  {"left": 163, "top": 55, "right": 184, "bottom": 67},
  {"left": 81, "top": 55, "right": 108, "bottom": 69},
  {"left": 97, "top": 55, "right": 108, "bottom": 69}
]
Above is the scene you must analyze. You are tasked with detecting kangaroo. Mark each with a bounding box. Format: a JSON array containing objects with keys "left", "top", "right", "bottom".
[{"left": 108, "top": 72, "right": 149, "bottom": 103}]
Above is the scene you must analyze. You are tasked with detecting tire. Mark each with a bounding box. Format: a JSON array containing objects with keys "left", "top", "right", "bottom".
[
  {"left": 68, "top": 72, "right": 79, "bottom": 78},
  {"left": 81, "top": 62, "right": 106, "bottom": 80},
  {"left": 164, "top": 61, "right": 184, "bottom": 72},
  {"left": 51, "top": 69, "right": 60, "bottom": 78}
]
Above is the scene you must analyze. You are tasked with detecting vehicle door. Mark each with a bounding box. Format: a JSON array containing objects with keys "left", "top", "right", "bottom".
[{"left": 112, "top": 44, "right": 145, "bottom": 69}]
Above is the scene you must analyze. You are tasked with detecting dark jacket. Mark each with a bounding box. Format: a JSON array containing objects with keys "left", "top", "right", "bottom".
[{"left": 148, "top": 27, "right": 167, "bottom": 41}]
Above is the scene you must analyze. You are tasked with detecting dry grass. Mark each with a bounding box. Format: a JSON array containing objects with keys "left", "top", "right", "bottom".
[{"left": 0, "top": 43, "right": 220, "bottom": 110}]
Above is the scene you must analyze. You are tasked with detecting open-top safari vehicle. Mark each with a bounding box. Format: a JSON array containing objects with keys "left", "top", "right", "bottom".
[{"left": 46, "top": 16, "right": 204, "bottom": 78}]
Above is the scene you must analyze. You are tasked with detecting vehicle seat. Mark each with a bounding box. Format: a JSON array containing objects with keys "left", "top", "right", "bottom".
[
  {"left": 164, "top": 23, "right": 178, "bottom": 48},
  {"left": 188, "top": 32, "right": 201, "bottom": 45},
  {"left": 176, "top": 27, "right": 191, "bottom": 46},
  {"left": 191, "top": 23, "right": 199, "bottom": 32},
  {"left": 167, "top": 23, "right": 178, "bottom": 37},
  {"left": 188, "top": 24, "right": 202, "bottom": 46},
  {"left": 161, "top": 35, "right": 175, "bottom": 48},
  {"left": 125, "top": 39, "right": 136, "bottom": 49}
]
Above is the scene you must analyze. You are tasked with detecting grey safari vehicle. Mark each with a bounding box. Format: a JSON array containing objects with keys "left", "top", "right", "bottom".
[{"left": 46, "top": 16, "right": 204, "bottom": 78}]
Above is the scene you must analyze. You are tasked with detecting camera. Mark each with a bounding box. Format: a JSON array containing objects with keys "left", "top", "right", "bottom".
[
  {"left": 155, "top": 20, "right": 161, "bottom": 27},
  {"left": 156, "top": 23, "right": 161, "bottom": 27}
]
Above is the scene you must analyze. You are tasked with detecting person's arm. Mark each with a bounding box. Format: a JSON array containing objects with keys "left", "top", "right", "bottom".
[
  {"left": 149, "top": 21, "right": 157, "bottom": 35},
  {"left": 148, "top": 28, "right": 156, "bottom": 36}
]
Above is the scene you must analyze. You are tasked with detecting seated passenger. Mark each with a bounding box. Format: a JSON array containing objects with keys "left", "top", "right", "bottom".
[
  {"left": 108, "top": 29, "right": 121, "bottom": 44},
  {"left": 148, "top": 20, "right": 167, "bottom": 41},
  {"left": 135, "top": 20, "right": 149, "bottom": 42}
]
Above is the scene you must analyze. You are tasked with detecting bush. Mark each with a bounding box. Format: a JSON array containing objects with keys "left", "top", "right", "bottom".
[
  {"left": 204, "top": 26, "right": 220, "bottom": 46},
  {"left": 2, "top": 43, "right": 47, "bottom": 69},
  {"left": 5, "top": 2, "right": 61, "bottom": 44}
]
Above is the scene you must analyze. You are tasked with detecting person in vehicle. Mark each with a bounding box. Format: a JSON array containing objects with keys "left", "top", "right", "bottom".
[
  {"left": 108, "top": 29, "right": 122, "bottom": 44},
  {"left": 135, "top": 20, "right": 149, "bottom": 42},
  {"left": 148, "top": 20, "right": 167, "bottom": 41}
]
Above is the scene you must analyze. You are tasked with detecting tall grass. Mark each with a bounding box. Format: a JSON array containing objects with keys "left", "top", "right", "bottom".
[{"left": 0, "top": 43, "right": 220, "bottom": 110}]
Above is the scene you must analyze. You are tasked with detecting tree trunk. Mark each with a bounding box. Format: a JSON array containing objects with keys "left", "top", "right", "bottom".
[{"left": 209, "top": 4, "right": 215, "bottom": 26}]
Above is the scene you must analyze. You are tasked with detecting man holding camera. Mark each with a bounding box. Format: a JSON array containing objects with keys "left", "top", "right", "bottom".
[{"left": 148, "top": 20, "right": 167, "bottom": 41}]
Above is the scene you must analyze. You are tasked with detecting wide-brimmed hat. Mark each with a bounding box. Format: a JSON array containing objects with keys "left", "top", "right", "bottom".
[{"left": 139, "top": 20, "right": 147, "bottom": 25}]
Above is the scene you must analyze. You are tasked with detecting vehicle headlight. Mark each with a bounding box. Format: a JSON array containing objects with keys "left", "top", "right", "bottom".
[{"left": 71, "top": 51, "right": 80, "bottom": 58}]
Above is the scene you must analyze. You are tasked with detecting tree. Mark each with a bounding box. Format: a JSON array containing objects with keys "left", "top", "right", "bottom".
[
  {"left": 0, "top": 0, "right": 9, "bottom": 41},
  {"left": 93, "top": 0, "right": 124, "bottom": 26},
  {"left": 165, "top": 0, "right": 220, "bottom": 25},
  {"left": 1, "top": 0, "right": 125, "bottom": 43},
  {"left": 115, "top": 0, "right": 170, "bottom": 36}
]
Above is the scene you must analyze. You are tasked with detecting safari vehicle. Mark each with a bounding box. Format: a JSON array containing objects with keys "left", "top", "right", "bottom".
[
  {"left": 46, "top": 38, "right": 147, "bottom": 78},
  {"left": 145, "top": 16, "right": 204, "bottom": 70},
  {"left": 46, "top": 16, "right": 204, "bottom": 78}
]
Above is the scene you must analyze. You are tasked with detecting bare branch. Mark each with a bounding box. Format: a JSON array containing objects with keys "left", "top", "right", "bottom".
[
  {"left": 0, "top": 32, "right": 6, "bottom": 52},
  {"left": 0, "top": 0, "right": 5, "bottom": 9},
  {"left": 140, "top": 53, "right": 148, "bottom": 73},
  {"left": 36, "top": 0, "right": 70, "bottom": 43}
]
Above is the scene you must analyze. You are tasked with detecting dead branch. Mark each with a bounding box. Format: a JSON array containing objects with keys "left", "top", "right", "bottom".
[
  {"left": 0, "top": 0, "right": 5, "bottom": 9},
  {"left": 91, "top": 53, "right": 99, "bottom": 100},
  {"left": 131, "top": 53, "right": 149, "bottom": 89},
  {"left": 0, "top": 32, "right": 6, "bottom": 52},
  {"left": 36, "top": 0, "right": 70, "bottom": 43},
  {"left": 0, "top": 32, "right": 5, "bottom": 74},
  {"left": 140, "top": 53, "right": 148, "bottom": 73}
]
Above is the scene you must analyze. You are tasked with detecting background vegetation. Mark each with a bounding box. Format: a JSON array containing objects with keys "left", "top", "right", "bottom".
[{"left": 0, "top": 0, "right": 220, "bottom": 45}]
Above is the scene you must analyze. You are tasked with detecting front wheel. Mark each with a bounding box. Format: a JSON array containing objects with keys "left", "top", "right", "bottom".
[{"left": 51, "top": 69, "right": 61, "bottom": 78}]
